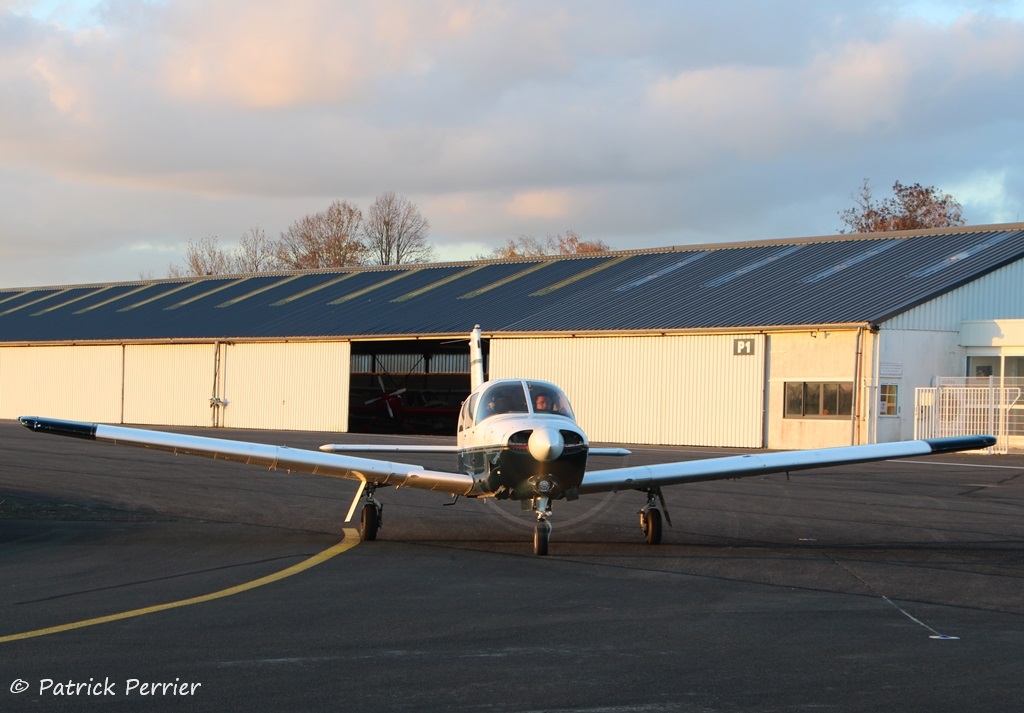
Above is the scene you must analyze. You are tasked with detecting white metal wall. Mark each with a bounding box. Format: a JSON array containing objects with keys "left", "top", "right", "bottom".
[
  {"left": 491, "top": 334, "right": 765, "bottom": 447},
  {"left": 2, "top": 341, "right": 352, "bottom": 432},
  {"left": 0, "top": 345, "right": 124, "bottom": 422},
  {"left": 123, "top": 344, "right": 219, "bottom": 426},
  {"left": 883, "top": 258, "right": 1024, "bottom": 331},
  {"left": 220, "top": 341, "right": 349, "bottom": 431}
]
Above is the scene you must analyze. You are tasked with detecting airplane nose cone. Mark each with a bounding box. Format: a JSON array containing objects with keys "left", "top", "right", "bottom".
[{"left": 528, "top": 427, "right": 564, "bottom": 462}]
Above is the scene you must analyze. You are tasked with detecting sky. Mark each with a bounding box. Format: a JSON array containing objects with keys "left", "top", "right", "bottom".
[{"left": 1, "top": 0, "right": 1023, "bottom": 288}]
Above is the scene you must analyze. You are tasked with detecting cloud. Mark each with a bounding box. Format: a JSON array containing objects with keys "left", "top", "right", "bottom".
[
  {"left": 504, "top": 190, "right": 572, "bottom": 220},
  {"left": 949, "top": 170, "right": 1023, "bottom": 224},
  {"left": 1, "top": 1, "right": 1023, "bottom": 287}
]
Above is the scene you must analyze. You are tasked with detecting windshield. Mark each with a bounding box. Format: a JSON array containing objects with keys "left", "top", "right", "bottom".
[
  {"left": 475, "top": 381, "right": 529, "bottom": 423},
  {"left": 474, "top": 380, "right": 576, "bottom": 424},
  {"left": 527, "top": 381, "right": 574, "bottom": 419}
]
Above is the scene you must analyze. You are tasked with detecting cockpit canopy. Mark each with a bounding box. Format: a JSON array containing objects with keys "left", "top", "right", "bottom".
[{"left": 472, "top": 380, "right": 574, "bottom": 425}]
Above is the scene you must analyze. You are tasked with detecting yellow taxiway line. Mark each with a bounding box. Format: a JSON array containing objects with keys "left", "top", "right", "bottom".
[{"left": 0, "top": 528, "right": 361, "bottom": 644}]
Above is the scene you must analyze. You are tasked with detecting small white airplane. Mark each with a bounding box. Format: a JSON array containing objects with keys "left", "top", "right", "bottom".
[{"left": 20, "top": 326, "right": 995, "bottom": 555}]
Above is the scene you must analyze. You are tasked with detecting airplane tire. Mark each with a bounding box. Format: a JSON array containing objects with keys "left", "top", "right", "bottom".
[
  {"left": 533, "top": 521, "right": 551, "bottom": 556},
  {"left": 361, "top": 504, "right": 379, "bottom": 541},
  {"left": 642, "top": 508, "right": 662, "bottom": 545}
]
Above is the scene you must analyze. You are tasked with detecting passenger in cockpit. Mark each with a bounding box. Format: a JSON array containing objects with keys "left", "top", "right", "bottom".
[
  {"left": 477, "top": 383, "right": 533, "bottom": 422},
  {"left": 487, "top": 394, "right": 509, "bottom": 415}
]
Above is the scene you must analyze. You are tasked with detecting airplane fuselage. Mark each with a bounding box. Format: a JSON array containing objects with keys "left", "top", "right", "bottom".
[{"left": 456, "top": 379, "right": 592, "bottom": 502}]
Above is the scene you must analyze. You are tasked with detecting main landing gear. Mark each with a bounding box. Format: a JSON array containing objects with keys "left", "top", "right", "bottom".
[
  {"left": 359, "top": 486, "right": 383, "bottom": 542},
  {"left": 639, "top": 487, "right": 671, "bottom": 545}
]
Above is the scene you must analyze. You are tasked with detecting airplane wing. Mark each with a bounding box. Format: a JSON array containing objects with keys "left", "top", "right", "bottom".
[
  {"left": 320, "top": 444, "right": 462, "bottom": 454},
  {"left": 588, "top": 447, "right": 632, "bottom": 457},
  {"left": 18, "top": 417, "right": 476, "bottom": 495},
  {"left": 578, "top": 436, "right": 996, "bottom": 495}
]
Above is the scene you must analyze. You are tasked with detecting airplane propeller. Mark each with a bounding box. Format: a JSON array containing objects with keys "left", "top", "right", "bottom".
[{"left": 364, "top": 375, "right": 406, "bottom": 419}]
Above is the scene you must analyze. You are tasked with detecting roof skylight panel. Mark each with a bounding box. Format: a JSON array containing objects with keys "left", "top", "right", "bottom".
[
  {"left": 615, "top": 252, "right": 708, "bottom": 292},
  {"left": 702, "top": 245, "right": 804, "bottom": 288},
  {"left": 909, "top": 231, "right": 1017, "bottom": 278},
  {"left": 801, "top": 240, "right": 900, "bottom": 284}
]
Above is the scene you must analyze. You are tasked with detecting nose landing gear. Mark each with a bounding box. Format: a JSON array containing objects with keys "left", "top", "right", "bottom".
[
  {"left": 532, "top": 495, "right": 552, "bottom": 556},
  {"left": 533, "top": 518, "right": 551, "bottom": 556}
]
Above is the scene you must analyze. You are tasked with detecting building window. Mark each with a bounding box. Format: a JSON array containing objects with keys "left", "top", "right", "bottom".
[
  {"left": 784, "top": 382, "right": 853, "bottom": 418},
  {"left": 967, "top": 356, "right": 999, "bottom": 378},
  {"left": 879, "top": 384, "right": 899, "bottom": 416}
]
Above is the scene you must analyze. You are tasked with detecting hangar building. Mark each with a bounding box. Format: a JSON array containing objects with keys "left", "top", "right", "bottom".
[{"left": 2, "top": 224, "right": 1023, "bottom": 451}]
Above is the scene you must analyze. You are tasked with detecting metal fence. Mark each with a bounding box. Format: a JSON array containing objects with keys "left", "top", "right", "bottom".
[{"left": 915, "top": 380, "right": 1022, "bottom": 454}]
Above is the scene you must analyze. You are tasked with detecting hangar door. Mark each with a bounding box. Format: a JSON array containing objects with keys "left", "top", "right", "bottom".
[
  {"left": 122, "top": 341, "right": 349, "bottom": 431},
  {"left": 124, "top": 344, "right": 219, "bottom": 426},
  {"left": 219, "top": 342, "right": 349, "bottom": 431},
  {"left": 491, "top": 334, "right": 765, "bottom": 447},
  {"left": 0, "top": 345, "right": 124, "bottom": 423}
]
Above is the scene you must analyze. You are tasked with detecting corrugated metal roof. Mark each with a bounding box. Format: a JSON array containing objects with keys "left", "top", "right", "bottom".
[{"left": 2, "top": 224, "right": 1023, "bottom": 343}]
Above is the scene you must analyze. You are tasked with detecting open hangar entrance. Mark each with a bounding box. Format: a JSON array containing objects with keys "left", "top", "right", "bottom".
[{"left": 347, "top": 336, "right": 482, "bottom": 435}]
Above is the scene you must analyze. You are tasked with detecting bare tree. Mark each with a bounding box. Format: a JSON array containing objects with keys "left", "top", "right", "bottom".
[
  {"left": 838, "top": 179, "right": 966, "bottom": 234},
  {"left": 276, "top": 200, "right": 367, "bottom": 269},
  {"left": 491, "top": 235, "right": 547, "bottom": 259},
  {"left": 363, "top": 192, "right": 434, "bottom": 265},
  {"left": 234, "top": 226, "right": 281, "bottom": 273},
  {"left": 491, "top": 230, "right": 611, "bottom": 258},
  {"left": 168, "top": 228, "right": 284, "bottom": 277},
  {"left": 555, "top": 230, "right": 610, "bottom": 255},
  {"left": 168, "top": 235, "right": 234, "bottom": 277}
]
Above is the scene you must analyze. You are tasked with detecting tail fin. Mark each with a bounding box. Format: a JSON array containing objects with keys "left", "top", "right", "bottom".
[{"left": 470, "top": 325, "right": 485, "bottom": 392}]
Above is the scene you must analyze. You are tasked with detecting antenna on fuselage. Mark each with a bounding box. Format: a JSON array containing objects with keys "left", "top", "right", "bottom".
[{"left": 470, "top": 324, "right": 485, "bottom": 392}]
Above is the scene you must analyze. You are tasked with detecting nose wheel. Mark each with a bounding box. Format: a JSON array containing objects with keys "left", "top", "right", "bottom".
[
  {"left": 533, "top": 519, "right": 551, "bottom": 556},
  {"left": 532, "top": 495, "right": 552, "bottom": 556}
]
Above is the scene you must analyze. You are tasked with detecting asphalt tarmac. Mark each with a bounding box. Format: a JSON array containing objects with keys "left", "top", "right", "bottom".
[{"left": 1, "top": 420, "right": 1022, "bottom": 712}]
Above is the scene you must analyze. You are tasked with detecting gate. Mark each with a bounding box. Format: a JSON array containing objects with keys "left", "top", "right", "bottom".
[{"left": 914, "top": 384, "right": 1020, "bottom": 454}]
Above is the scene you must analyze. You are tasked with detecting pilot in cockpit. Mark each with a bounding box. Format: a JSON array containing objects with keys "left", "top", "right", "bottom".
[{"left": 533, "top": 392, "right": 552, "bottom": 413}]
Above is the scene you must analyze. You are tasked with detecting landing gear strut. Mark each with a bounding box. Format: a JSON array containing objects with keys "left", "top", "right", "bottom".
[{"left": 639, "top": 488, "right": 671, "bottom": 545}]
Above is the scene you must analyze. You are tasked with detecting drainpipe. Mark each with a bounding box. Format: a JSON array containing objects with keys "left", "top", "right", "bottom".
[
  {"left": 851, "top": 327, "right": 864, "bottom": 445},
  {"left": 120, "top": 343, "right": 126, "bottom": 425},
  {"left": 870, "top": 326, "right": 882, "bottom": 444},
  {"left": 210, "top": 341, "right": 222, "bottom": 427}
]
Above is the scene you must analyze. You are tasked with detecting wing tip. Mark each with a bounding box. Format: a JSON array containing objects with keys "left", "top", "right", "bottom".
[
  {"left": 18, "top": 416, "right": 98, "bottom": 440},
  {"left": 925, "top": 435, "right": 997, "bottom": 453}
]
